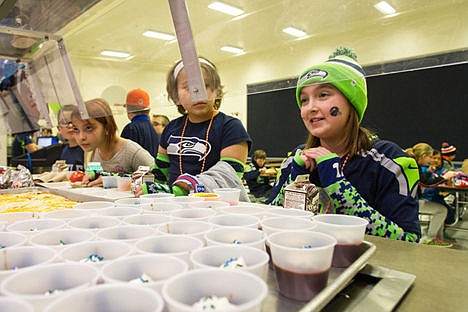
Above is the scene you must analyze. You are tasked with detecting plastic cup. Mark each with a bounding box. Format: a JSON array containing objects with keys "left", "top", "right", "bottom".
[
  {"left": 220, "top": 204, "right": 265, "bottom": 218},
  {"left": 72, "top": 201, "right": 114, "bottom": 210},
  {"left": 122, "top": 213, "right": 173, "bottom": 227},
  {"left": 0, "top": 232, "right": 28, "bottom": 249},
  {"left": 162, "top": 268, "right": 267, "bottom": 312},
  {"left": 172, "top": 196, "right": 204, "bottom": 208},
  {"left": 141, "top": 202, "right": 183, "bottom": 214},
  {"left": 43, "top": 284, "right": 164, "bottom": 312},
  {"left": 189, "top": 193, "right": 220, "bottom": 201},
  {"left": 191, "top": 245, "right": 269, "bottom": 281},
  {"left": 41, "top": 209, "right": 89, "bottom": 220},
  {"left": 190, "top": 200, "right": 230, "bottom": 211},
  {"left": 68, "top": 215, "right": 121, "bottom": 231},
  {"left": 114, "top": 197, "right": 149, "bottom": 207},
  {"left": 0, "top": 246, "right": 57, "bottom": 283},
  {"left": 312, "top": 214, "right": 369, "bottom": 268},
  {"left": 208, "top": 213, "right": 260, "bottom": 229},
  {"left": 261, "top": 217, "right": 317, "bottom": 236},
  {"left": 117, "top": 176, "right": 132, "bottom": 191},
  {"left": 0, "top": 297, "right": 34, "bottom": 312},
  {"left": 267, "top": 231, "right": 337, "bottom": 301},
  {"left": 205, "top": 227, "right": 266, "bottom": 250},
  {"left": 101, "top": 175, "right": 118, "bottom": 189},
  {"left": 171, "top": 208, "right": 216, "bottom": 221},
  {"left": 157, "top": 220, "right": 213, "bottom": 243},
  {"left": 0, "top": 212, "right": 40, "bottom": 224},
  {"left": 135, "top": 235, "right": 204, "bottom": 266},
  {"left": 264, "top": 207, "right": 314, "bottom": 219},
  {"left": 30, "top": 229, "right": 95, "bottom": 251},
  {"left": 60, "top": 240, "right": 132, "bottom": 267},
  {"left": 6, "top": 218, "right": 66, "bottom": 235},
  {"left": 96, "top": 225, "right": 154, "bottom": 243},
  {"left": 97, "top": 206, "right": 141, "bottom": 218},
  {"left": 101, "top": 254, "right": 188, "bottom": 293},
  {"left": 0, "top": 263, "right": 100, "bottom": 311},
  {"left": 140, "top": 193, "right": 175, "bottom": 206},
  {"left": 213, "top": 188, "right": 241, "bottom": 205}
]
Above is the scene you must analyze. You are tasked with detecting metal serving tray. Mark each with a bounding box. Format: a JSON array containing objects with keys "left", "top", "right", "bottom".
[{"left": 262, "top": 241, "right": 415, "bottom": 311}]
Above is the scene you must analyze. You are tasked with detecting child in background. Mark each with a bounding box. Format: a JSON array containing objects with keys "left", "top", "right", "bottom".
[
  {"left": 244, "top": 149, "right": 273, "bottom": 199},
  {"left": 71, "top": 98, "right": 154, "bottom": 187},
  {"left": 441, "top": 142, "right": 456, "bottom": 170},
  {"left": 138, "top": 57, "right": 252, "bottom": 199},
  {"left": 56, "top": 104, "right": 84, "bottom": 171},
  {"left": 269, "top": 47, "right": 421, "bottom": 242},
  {"left": 151, "top": 114, "right": 170, "bottom": 139}
]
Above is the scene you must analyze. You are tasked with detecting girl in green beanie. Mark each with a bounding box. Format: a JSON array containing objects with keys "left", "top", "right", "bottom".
[{"left": 269, "top": 47, "right": 421, "bottom": 242}]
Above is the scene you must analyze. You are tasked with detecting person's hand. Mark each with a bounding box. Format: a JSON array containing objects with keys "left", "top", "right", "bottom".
[
  {"left": 427, "top": 165, "right": 436, "bottom": 173},
  {"left": 81, "top": 173, "right": 92, "bottom": 186},
  {"left": 86, "top": 175, "right": 103, "bottom": 187},
  {"left": 443, "top": 171, "right": 457, "bottom": 180},
  {"left": 259, "top": 167, "right": 267, "bottom": 174},
  {"left": 134, "top": 185, "right": 143, "bottom": 197},
  {"left": 300, "top": 147, "right": 334, "bottom": 171}
]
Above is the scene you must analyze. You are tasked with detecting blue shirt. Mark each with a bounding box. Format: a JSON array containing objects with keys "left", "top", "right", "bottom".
[
  {"left": 60, "top": 144, "right": 84, "bottom": 171},
  {"left": 121, "top": 114, "right": 159, "bottom": 158}
]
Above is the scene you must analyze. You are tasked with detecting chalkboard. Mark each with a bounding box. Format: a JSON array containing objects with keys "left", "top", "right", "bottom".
[{"left": 247, "top": 60, "right": 467, "bottom": 159}]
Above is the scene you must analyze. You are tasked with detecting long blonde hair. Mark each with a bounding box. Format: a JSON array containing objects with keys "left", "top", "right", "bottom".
[{"left": 405, "top": 143, "right": 433, "bottom": 162}]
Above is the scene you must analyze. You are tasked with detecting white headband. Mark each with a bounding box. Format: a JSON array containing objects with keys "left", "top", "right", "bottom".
[{"left": 173, "top": 58, "right": 214, "bottom": 80}]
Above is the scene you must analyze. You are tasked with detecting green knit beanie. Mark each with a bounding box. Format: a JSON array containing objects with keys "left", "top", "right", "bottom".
[{"left": 296, "top": 47, "right": 367, "bottom": 122}]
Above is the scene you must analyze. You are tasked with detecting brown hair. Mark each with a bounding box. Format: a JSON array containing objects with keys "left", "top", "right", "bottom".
[
  {"left": 71, "top": 98, "right": 118, "bottom": 146},
  {"left": 152, "top": 114, "right": 170, "bottom": 127},
  {"left": 305, "top": 106, "right": 373, "bottom": 157},
  {"left": 405, "top": 143, "right": 433, "bottom": 162},
  {"left": 166, "top": 57, "right": 224, "bottom": 115},
  {"left": 253, "top": 149, "right": 267, "bottom": 159}
]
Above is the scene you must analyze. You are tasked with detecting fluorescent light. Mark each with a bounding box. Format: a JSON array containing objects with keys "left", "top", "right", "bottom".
[
  {"left": 220, "top": 45, "right": 244, "bottom": 54},
  {"left": 143, "top": 30, "right": 175, "bottom": 41},
  {"left": 374, "top": 1, "right": 396, "bottom": 15},
  {"left": 100, "top": 50, "right": 131, "bottom": 58},
  {"left": 208, "top": 1, "right": 244, "bottom": 16},
  {"left": 282, "top": 27, "right": 307, "bottom": 38}
]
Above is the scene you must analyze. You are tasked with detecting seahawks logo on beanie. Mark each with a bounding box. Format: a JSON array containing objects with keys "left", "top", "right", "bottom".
[{"left": 298, "top": 69, "right": 328, "bottom": 85}]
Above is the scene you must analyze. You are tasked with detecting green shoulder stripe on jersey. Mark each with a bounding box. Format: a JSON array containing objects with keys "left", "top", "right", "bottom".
[
  {"left": 394, "top": 156, "right": 420, "bottom": 192},
  {"left": 151, "top": 153, "right": 170, "bottom": 183}
]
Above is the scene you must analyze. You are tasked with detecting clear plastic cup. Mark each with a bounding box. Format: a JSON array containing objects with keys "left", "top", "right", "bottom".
[
  {"left": 0, "top": 297, "right": 34, "bottom": 312},
  {"left": 157, "top": 220, "right": 213, "bottom": 243},
  {"left": 205, "top": 227, "right": 266, "bottom": 251},
  {"left": 41, "top": 209, "right": 89, "bottom": 220},
  {"left": 30, "top": 228, "right": 95, "bottom": 251},
  {"left": 59, "top": 240, "right": 132, "bottom": 267},
  {"left": 264, "top": 207, "right": 314, "bottom": 219},
  {"left": 101, "top": 254, "right": 188, "bottom": 293},
  {"left": 43, "top": 284, "right": 164, "bottom": 312},
  {"left": 140, "top": 193, "right": 175, "bottom": 206},
  {"left": 171, "top": 208, "right": 216, "bottom": 221},
  {"left": 267, "top": 231, "right": 337, "bottom": 301},
  {"left": 96, "top": 206, "right": 141, "bottom": 218},
  {"left": 189, "top": 193, "right": 220, "bottom": 201},
  {"left": 135, "top": 235, "right": 204, "bottom": 266},
  {"left": 141, "top": 202, "right": 183, "bottom": 214},
  {"left": 220, "top": 204, "right": 265, "bottom": 218},
  {"left": 190, "top": 200, "right": 230, "bottom": 211},
  {"left": 122, "top": 213, "right": 173, "bottom": 227},
  {"left": 208, "top": 213, "right": 260, "bottom": 229},
  {"left": 114, "top": 197, "right": 149, "bottom": 207},
  {"left": 0, "top": 212, "right": 40, "bottom": 224},
  {"left": 96, "top": 225, "right": 154, "bottom": 243},
  {"left": 73, "top": 201, "right": 114, "bottom": 210},
  {"left": 213, "top": 188, "right": 241, "bottom": 205},
  {"left": 162, "top": 268, "right": 267, "bottom": 312},
  {"left": 172, "top": 196, "right": 204, "bottom": 208},
  {"left": 117, "top": 176, "right": 132, "bottom": 191},
  {"left": 0, "top": 232, "right": 28, "bottom": 249},
  {"left": 312, "top": 214, "right": 369, "bottom": 268},
  {"left": 190, "top": 245, "right": 269, "bottom": 281},
  {"left": 101, "top": 175, "right": 118, "bottom": 189},
  {"left": 0, "top": 246, "right": 57, "bottom": 283},
  {"left": 261, "top": 216, "right": 317, "bottom": 236},
  {"left": 68, "top": 215, "right": 121, "bottom": 231},
  {"left": 6, "top": 218, "right": 66, "bottom": 235},
  {"left": 0, "top": 263, "right": 100, "bottom": 311}
]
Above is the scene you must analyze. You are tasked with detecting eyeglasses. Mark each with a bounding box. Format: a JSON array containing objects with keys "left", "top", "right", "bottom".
[{"left": 58, "top": 120, "right": 74, "bottom": 128}]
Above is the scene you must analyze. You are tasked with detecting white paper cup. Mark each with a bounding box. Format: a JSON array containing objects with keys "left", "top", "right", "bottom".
[
  {"left": 97, "top": 206, "right": 141, "bottom": 218},
  {"left": 43, "top": 284, "right": 164, "bottom": 312},
  {"left": 0, "top": 297, "right": 34, "bottom": 312},
  {"left": 208, "top": 213, "right": 260, "bottom": 229},
  {"left": 30, "top": 229, "right": 95, "bottom": 251},
  {"left": 122, "top": 213, "right": 173, "bottom": 227},
  {"left": 205, "top": 227, "right": 266, "bottom": 250},
  {"left": 6, "top": 219, "right": 66, "bottom": 235},
  {"left": 220, "top": 204, "right": 265, "bottom": 218},
  {"left": 60, "top": 240, "right": 132, "bottom": 267},
  {"left": 264, "top": 207, "right": 314, "bottom": 219},
  {"left": 141, "top": 202, "right": 183, "bottom": 214},
  {"left": 73, "top": 201, "right": 114, "bottom": 210},
  {"left": 172, "top": 196, "right": 204, "bottom": 208},
  {"left": 172, "top": 208, "right": 216, "bottom": 221},
  {"left": 191, "top": 245, "right": 269, "bottom": 280},
  {"left": 213, "top": 188, "right": 241, "bottom": 205},
  {"left": 267, "top": 231, "right": 337, "bottom": 301},
  {"left": 0, "top": 232, "right": 27, "bottom": 249},
  {"left": 68, "top": 215, "right": 121, "bottom": 231},
  {"left": 1, "top": 263, "right": 100, "bottom": 311},
  {"left": 41, "top": 209, "right": 89, "bottom": 220},
  {"left": 190, "top": 200, "right": 230, "bottom": 211},
  {"left": 312, "top": 214, "right": 369, "bottom": 268},
  {"left": 0, "top": 212, "right": 40, "bottom": 224},
  {"left": 135, "top": 235, "right": 204, "bottom": 266},
  {"left": 101, "top": 254, "right": 188, "bottom": 293},
  {"left": 101, "top": 175, "right": 118, "bottom": 189},
  {"left": 261, "top": 217, "right": 317, "bottom": 236},
  {"left": 0, "top": 246, "right": 57, "bottom": 283},
  {"left": 96, "top": 225, "right": 154, "bottom": 243},
  {"left": 157, "top": 221, "right": 213, "bottom": 243},
  {"left": 162, "top": 268, "right": 267, "bottom": 312}
]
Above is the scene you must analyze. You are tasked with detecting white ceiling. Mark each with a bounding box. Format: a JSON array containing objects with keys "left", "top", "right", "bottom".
[{"left": 59, "top": 0, "right": 467, "bottom": 71}]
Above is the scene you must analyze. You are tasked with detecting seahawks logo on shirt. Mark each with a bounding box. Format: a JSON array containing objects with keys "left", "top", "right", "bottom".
[{"left": 166, "top": 135, "right": 211, "bottom": 161}]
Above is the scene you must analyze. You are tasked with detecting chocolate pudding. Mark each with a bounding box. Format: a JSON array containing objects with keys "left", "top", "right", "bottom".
[
  {"left": 332, "top": 242, "right": 366, "bottom": 268},
  {"left": 274, "top": 265, "right": 329, "bottom": 301}
]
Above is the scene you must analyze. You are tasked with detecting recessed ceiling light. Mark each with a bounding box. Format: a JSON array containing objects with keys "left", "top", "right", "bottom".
[
  {"left": 220, "top": 45, "right": 244, "bottom": 54},
  {"left": 374, "top": 1, "right": 396, "bottom": 15},
  {"left": 143, "top": 30, "right": 175, "bottom": 41},
  {"left": 100, "top": 50, "right": 131, "bottom": 58},
  {"left": 282, "top": 27, "right": 307, "bottom": 38},
  {"left": 208, "top": 1, "right": 244, "bottom": 16}
]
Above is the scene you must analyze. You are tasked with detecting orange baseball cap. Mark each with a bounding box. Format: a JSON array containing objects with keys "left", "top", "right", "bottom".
[{"left": 124, "top": 89, "right": 150, "bottom": 112}]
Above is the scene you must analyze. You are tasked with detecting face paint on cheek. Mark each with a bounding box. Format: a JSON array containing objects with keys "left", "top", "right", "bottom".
[{"left": 330, "top": 106, "right": 341, "bottom": 117}]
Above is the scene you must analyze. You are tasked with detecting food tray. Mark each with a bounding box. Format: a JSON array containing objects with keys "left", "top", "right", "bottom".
[{"left": 263, "top": 241, "right": 377, "bottom": 311}]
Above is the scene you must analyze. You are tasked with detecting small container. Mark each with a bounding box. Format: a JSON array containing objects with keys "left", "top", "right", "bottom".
[
  {"left": 117, "top": 177, "right": 132, "bottom": 191},
  {"left": 213, "top": 188, "right": 241, "bottom": 205},
  {"left": 101, "top": 175, "right": 118, "bottom": 189}
]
